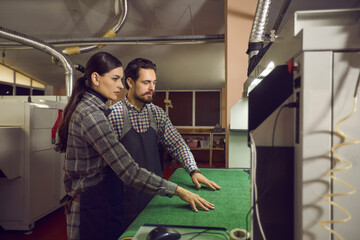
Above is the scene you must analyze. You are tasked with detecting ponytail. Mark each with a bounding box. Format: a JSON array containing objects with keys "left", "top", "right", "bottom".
[
  {"left": 55, "top": 51, "right": 122, "bottom": 152},
  {"left": 55, "top": 76, "right": 88, "bottom": 152}
]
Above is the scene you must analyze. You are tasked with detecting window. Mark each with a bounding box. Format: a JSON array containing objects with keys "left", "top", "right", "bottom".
[
  {"left": 32, "top": 89, "right": 45, "bottom": 95},
  {"left": 0, "top": 83, "right": 13, "bottom": 95},
  {"left": 16, "top": 86, "right": 30, "bottom": 95},
  {"left": 152, "top": 91, "right": 166, "bottom": 111},
  {"left": 156, "top": 90, "right": 221, "bottom": 127},
  {"left": 195, "top": 91, "right": 220, "bottom": 126},
  {"left": 169, "top": 92, "right": 193, "bottom": 126},
  {"left": 0, "top": 64, "right": 46, "bottom": 96}
]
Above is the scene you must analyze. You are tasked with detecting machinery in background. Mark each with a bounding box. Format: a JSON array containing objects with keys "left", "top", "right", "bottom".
[
  {"left": 0, "top": 96, "right": 67, "bottom": 231},
  {"left": 247, "top": 8, "right": 360, "bottom": 240}
]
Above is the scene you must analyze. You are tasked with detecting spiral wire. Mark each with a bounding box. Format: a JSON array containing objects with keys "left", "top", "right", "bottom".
[{"left": 319, "top": 73, "right": 360, "bottom": 239}]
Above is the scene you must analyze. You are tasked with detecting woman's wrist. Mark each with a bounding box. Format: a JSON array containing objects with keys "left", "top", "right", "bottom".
[{"left": 175, "top": 186, "right": 183, "bottom": 197}]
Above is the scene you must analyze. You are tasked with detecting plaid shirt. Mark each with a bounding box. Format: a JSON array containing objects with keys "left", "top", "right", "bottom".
[
  {"left": 109, "top": 97, "right": 199, "bottom": 174},
  {"left": 64, "top": 91, "right": 177, "bottom": 240}
]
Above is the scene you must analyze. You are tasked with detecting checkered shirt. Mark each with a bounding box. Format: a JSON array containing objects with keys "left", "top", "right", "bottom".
[
  {"left": 109, "top": 97, "right": 199, "bottom": 174},
  {"left": 64, "top": 91, "right": 177, "bottom": 240}
]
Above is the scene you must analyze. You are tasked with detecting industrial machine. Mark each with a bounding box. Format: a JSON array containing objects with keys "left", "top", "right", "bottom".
[
  {"left": 0, "top": 96, "right": 67, "bottom": 231},
  {"left": 247, "top": 8, "right": 360, "bottom": 240}
]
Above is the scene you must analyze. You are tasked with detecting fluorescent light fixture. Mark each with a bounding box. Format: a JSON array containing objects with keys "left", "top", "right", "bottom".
[
  {"left": 0, "top": 64, "right": 14, "bottom": 83},
  {"left": 32, "top": 80, "right": 45, "bottom": 89},
  {"left": 250, "top": 78, "right": 262, "bottom": 87},
  {"left": 247, "top": 78, "right": 262, "bottom": 95},
  {"left": 259, "top": 61, "right": 275, "bottom": 78},
  {"left": 247, "top": 61, "right": 276, "bottom": 95},
  {"left": 15, "top": 72, "right": 31, "bottom": 86}
]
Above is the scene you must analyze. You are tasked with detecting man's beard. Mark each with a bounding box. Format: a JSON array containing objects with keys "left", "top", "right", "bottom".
[{"left": 134, "top": 91, "right": 154, "bottom": 104}]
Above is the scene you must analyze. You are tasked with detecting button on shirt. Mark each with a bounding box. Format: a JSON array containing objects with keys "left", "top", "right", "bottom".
[{"left": 109, "top": 97, "right": 199, "bottom": 174}]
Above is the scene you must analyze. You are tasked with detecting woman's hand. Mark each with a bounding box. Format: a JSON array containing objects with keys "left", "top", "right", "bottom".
[{"left": 174, "top": 186, "right": 214, "bottom": 212}]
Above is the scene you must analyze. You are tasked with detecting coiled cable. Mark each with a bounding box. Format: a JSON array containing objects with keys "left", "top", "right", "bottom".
[{"left": 320, "top": 72, "right": 360, "bottom": 239}]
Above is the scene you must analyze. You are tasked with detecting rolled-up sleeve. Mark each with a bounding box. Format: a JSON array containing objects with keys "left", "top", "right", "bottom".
[{"left": 157, "top": 110, "right": 199, "bottom": 174}]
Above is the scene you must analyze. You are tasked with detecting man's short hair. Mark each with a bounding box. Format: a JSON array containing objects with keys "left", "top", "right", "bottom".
[{"left": 124, "top": 58, "right": 157, "bottom": 89}]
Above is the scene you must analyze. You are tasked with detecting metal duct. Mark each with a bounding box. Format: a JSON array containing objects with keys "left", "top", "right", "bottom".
[
  {"left": 63, "top": 0, "right": 128, "bottom": 55},
  {"left": 247, "top": 0, "right": 271, "bottom": 59},
  {"left": 0, "top": 26, "right": 74, "bottom": 96},
  {"left": 0, "top": 34, "right": 224, "bottom": 50}
]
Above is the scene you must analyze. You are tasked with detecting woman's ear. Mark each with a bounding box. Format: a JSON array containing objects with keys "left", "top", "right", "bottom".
[{"left": 91, "top": 72, "right": 100, "bottom": 87}]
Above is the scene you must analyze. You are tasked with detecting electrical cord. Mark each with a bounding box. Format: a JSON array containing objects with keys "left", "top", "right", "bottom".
[
  {"left": 319, "top": 72, "right": 360, "bottom": 239},
  {"left": 272, "top": 102, "right": 298, "bottom": 146},
  {"left": 249, "top": 130, "right": 266, "bottom": 240},
  {"left": 182, "top": 229, "right": 229, "bottom": 240},
  {"left": 248, "top": 101, "right": 298, "bottom": 240}
]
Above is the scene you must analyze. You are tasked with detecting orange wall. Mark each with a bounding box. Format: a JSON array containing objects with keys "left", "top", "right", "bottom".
[
  {"left": 225, "top": 0, "right": 257, "bottom": 166},
  {"left": 53, "top": 87, "right": 66, "bottom": 96}
]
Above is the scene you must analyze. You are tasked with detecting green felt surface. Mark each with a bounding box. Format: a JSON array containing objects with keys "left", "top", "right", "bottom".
[{"left": 119, "top": 168, "right": 251, "bottom": 239}]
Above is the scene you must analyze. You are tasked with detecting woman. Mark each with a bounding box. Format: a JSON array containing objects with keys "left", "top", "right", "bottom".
[{"left": 56, "top": 52, "right": 214, "bottom": 240}]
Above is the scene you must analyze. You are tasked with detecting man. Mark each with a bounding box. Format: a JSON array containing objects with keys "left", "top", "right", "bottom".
[{"left": 108, "top": 58, "right": 220, "bottom": 230}]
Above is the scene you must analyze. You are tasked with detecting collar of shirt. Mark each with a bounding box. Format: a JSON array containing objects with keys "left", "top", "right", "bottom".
[
  {"left": 84, "top": 90, "right": 112, "bottom": 116},
  {"left": 88, "top": 88, "right": 108, "bottom": 103},
  {"left": 124, "top": 96, "right": 149, "bottom": 113}
]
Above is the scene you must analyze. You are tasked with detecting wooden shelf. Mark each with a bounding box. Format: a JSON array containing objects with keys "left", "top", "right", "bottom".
[
  {"left": 189, "top": 148, "right": 210, "bottom": 150},
  {"left": 179, "top": 129, "right": 225, "bottom": 167}
]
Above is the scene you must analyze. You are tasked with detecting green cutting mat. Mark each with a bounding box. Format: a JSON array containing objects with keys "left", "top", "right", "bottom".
[{"left": 119, "top": 168, "right": 251, "bottom": 239}]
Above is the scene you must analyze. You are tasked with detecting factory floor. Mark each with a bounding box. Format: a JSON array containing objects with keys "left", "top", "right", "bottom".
[{"left": 0, "top": 160, "right": 224, "bottom": 240}]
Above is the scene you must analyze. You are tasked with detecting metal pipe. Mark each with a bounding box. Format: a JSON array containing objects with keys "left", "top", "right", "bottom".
[
  {"left": 63, "top": 0, "right": 128, "bottom": 55},
  {"left": 0, "top": 26, "right": 74, "bottom": 96},
  {"left": 0, "top": 34, "right": 224, "bottom": 50}
]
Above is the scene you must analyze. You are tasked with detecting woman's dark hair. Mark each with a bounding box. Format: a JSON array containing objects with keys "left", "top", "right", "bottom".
[
  {"left": 55, "top": 52, "right": 122, "bottom": 152},
  {"left": 124, "top": 58, "right": 156, "bottom": 89}
]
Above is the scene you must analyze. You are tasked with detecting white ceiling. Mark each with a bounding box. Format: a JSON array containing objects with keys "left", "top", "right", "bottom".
[{"left": 0, "top": 0, "right": 358, "bottom": 91}]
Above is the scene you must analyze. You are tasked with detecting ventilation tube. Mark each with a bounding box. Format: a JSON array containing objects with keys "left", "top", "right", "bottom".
[
  {"left": 246, "top": 0, "right": 271, "bottom": 76},
  {"left": 63, "top": 0, "right": 128, "bottom": 55},
  {"left": 247, "top": 0, "right": 271, "bottom": 58},
  {"left": 1, "top": 34, "right": 224, "bottom": 49},
  {"left": 0, "top": 27, "right": 74, "bottom": 96}
]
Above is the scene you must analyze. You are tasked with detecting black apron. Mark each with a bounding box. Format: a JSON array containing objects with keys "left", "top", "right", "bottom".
[
  {"left": 119, "top": 104, "right": 163, "bottom": 231},
  {"left": 79, "top": 166, "right": 125, "bottom": 240},
  {"left": 78, "top": 106, "right": 125, "bottom": 240}
]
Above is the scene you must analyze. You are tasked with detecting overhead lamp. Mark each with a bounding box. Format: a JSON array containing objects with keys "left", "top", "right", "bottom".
[
  {"left": 247, "top": 61, "right": 275, "bottom": 95},
  {"left": 259, "top": 61, "right": 275, "bottom": 78}
]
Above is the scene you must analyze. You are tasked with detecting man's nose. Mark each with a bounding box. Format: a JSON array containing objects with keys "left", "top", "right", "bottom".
[{"left": 149, "top": 82, "right": 155, "bottom": 90}]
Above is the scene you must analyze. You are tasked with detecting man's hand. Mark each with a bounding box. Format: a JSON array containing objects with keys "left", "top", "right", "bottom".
[{"left": 191, "top": 172, "right": 221, "bottom": 190}]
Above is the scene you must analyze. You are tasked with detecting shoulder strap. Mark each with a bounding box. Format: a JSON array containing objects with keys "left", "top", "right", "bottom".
[
  {"left": 120, "top": 105, "right": 132, "bottom": 140},
  {"left": 147, "top": 104, "right": 158, "bottom": 134}
]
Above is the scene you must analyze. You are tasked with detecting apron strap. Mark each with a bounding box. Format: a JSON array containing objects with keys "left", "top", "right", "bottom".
[
  {"left": 147, "top": 104, "right": 158, "bottom": 134},
  {"left": 120, "top": 104, "right": 158, "bottom": 140},
  {"left": 120, "top": 105, "right": 132, "bottom": 140}
]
